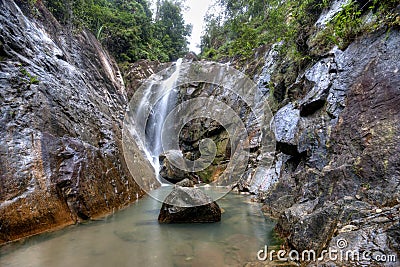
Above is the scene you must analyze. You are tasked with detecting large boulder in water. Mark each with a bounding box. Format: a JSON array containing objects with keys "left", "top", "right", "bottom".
[{"left": 158, "top": 185, "right": 221, "bottom": 223}]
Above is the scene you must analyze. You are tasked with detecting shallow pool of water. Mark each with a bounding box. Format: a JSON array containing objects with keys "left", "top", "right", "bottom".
[{"left": 0, "top": 189, "right": 278, "bottom": 267}]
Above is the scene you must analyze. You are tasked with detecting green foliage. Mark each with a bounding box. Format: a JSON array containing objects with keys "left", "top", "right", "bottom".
[
  {"left": 227, "top": 24, "right": 259, "bottom": 58},
  {"left": 201, "top": 0, "right": 399, "bottom": 62},
  {"left": 19, "top": 67, "right": 40, "bottom": 85},
  {"left": 332, "top": 1, "right": 362, "bottom": 47},
  {"left": 371, "top": 0, "right": 400, "bottom": 27},
  {"left": 310, "top": 1, "right": 363, "bottom": 50},
  {"left": 310, "top": 0, "right": 399, "bottom": 51},
  {"left": 201, "top": 0, "right": 328, "bottom": 61},
  {"left": 43, "top": 0, "right": 191, "bottom": 63},
  {"left": 154, "top": 0, "right": 192, "bottom": 60},
  {"left": 27, "top": 0, "right": 38, "bottom": 7}
]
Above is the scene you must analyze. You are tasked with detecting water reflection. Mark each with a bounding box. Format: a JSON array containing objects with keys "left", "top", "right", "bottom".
[{"left": 0, "top": 189, "right": 278, "bottom": 267}]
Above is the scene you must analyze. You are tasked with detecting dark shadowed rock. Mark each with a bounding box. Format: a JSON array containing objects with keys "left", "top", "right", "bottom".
[
  {"left": 277, "top": 200, "right": 341, "bottom": 254},
  {"left": 184, "top": 52, "right": 198, "bottom": 62},
  {"left": 158, "top": 186, "right": 221, "bottom": 223}
]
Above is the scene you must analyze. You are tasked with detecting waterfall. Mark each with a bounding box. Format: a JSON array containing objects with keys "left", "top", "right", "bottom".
[{"left": 138, "top": 58, "right": 183, "bottom": 184}]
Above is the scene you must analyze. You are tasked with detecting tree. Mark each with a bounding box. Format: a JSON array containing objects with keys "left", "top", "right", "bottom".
[
  {"left": 43, "top": 0, "right": 191, "bottom": 63},
  {"left": 200, "top": 0, "right": 290, "bottom": 59},
  {"left": 154, "top": 0, "right": 192, "bottom": 61}
]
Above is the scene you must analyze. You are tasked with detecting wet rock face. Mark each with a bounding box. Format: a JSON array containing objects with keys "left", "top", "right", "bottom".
[
  {"left": 154, "top": 80, "right": 256, "bottom": 185},
  {"left": 271, "top": 103, "right": 300, "bottom": 150},
  {"left": 158, "top": 185, "right": 221, "bottom": 223},
  {"left": 124, "top": 57, "right": 269, "bottom": 188},
  {"left": 0, "top": 1, "right": 154, "bottom": 243},
  {"left": 122, "top": 59, "right": 171, "bottom": 99},
  {"left": 258, "top": 29, "right": 400, "bottom": 265}
]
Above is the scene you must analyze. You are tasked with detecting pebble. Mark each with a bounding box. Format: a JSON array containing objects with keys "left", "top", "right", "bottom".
[
  {"left": 339, "top": 224, "right": 358, "bottom": 233},
  {"left": 375, "top": 208, "right": 382, "bottom": 213}
]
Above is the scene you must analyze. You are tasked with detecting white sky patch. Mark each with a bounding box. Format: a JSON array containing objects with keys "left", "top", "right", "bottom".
[{"left": 182, "top": 0, "right": 215, "bottom": 54}]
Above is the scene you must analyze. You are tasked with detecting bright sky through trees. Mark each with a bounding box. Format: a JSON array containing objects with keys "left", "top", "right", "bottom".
[{"left": 182, "top": 0, "right": 215, "bottom": 54}]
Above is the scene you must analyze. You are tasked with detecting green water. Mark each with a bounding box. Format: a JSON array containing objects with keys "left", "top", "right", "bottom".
[{"left": 0, "top": 189, "right": 278, "bottom": 267}]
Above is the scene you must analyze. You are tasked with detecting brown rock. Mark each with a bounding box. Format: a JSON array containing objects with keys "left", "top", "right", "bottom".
[{"left": 0, "top": 1, "right": 154, "bottom": 244}]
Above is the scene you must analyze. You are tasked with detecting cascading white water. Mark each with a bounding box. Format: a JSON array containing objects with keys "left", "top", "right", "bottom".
[{"left": 137, "top": 58, "right": 183, "bottom": 184}]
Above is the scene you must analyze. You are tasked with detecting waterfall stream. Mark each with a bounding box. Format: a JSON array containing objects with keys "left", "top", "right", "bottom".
[
  {"left": 0, "top": 58, "right": 281, "bottom": 267},
  {"left": 136, "top": 58, "right": 183, "bottom": 184}
]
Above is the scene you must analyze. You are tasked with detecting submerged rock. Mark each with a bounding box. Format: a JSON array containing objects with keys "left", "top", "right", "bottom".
[{"left": 158, "top": 186, "right": 221, "bottom": 223}]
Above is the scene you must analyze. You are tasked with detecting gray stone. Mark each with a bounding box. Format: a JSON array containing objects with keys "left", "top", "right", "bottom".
[
  {"left": 299, "top": 57, "right": 337, "bottom": 117},
  {"left": 271, "top": 103, "right": 300, "bottom": 146},
  {"left": 248, "top": 153, "right": 288, "bottom": 194},
  {"left": 277, "top": 201, "right": 341, "bottom": 254},
  {"left": 176, "top": 178, "right": 195, "bottom": 187},
  {"left": 256, "top": 42, "right": 282, "bottom": 96}
]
